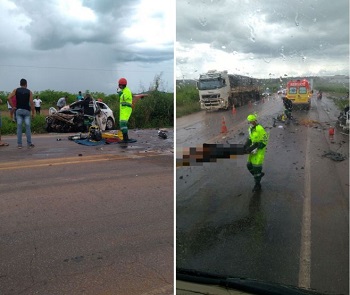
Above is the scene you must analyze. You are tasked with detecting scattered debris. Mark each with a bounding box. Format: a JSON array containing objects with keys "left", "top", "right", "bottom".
[
  {"left": 322, "top": 151, "right": 347, "bottom": 162},
  {"left": 158, "top": 130, "right": 168, "bottom": 139}
]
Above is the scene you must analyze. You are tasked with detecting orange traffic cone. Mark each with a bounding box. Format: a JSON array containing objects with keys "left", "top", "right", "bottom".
[
  {"left": 231, "top": 105, "right": 237, "bottom": 115},
  {"left": 221, "top": 117, "right": 228, "bottom": 133}
]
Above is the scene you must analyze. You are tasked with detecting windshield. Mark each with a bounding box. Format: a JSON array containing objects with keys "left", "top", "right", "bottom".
[
  {"left": 289, "top": 87, "right": 297, "bottom": 94},
  {"left": 198, "top": 78, "right": 224, "bottom": 90},
  {"left": 176, "top": 0, "right": 349, "bottom": 294},
  {"left": 299, "top": 86, "right": 308, "bottom": 94}
]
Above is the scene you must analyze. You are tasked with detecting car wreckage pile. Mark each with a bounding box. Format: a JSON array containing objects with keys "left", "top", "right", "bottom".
[{"left": 46, "top": 98, "right": 114, "bottom": 133}]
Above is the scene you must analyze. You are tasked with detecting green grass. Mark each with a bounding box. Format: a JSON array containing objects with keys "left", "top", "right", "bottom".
[
  {"left": 0, "top": 90, "right": 173, "bottom": 135},
  {"left": 176, "top": 85, "right": 201, "bottom": 117}
]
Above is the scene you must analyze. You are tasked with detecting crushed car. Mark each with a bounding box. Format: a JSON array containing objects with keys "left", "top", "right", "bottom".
[{"left": 46, "top": 96, "right": 115, "bottom": 133}]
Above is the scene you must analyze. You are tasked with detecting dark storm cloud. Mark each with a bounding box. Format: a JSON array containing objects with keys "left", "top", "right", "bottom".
[
  {"left": 0, "top": 0, "right": 173, "bottom": 93},
  {"left": 114, "top": 48, "right": 174, "bottom": 63},
  {"left": 8, "top": 0, "right": 173, "bottom": 64},
  {"left": 176, "top": 0, "right": 349, "bottom": 61},
  {"left": 15, "top": 0, "right": 138, "bottom": 51}
]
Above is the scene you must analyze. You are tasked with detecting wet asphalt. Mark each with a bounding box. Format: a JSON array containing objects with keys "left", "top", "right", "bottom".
[{"left": 176, "top": 95, "right": 349, "bottom": 295}]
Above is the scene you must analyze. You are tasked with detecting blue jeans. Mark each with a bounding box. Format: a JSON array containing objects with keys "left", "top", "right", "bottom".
[{"left": 16, "top": 109, "right": 32, "bottom": 146}]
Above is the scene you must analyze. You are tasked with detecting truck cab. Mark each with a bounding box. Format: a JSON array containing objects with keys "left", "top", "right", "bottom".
[{"left": 197, "top": 70, "right": 231, "bottom": 111}]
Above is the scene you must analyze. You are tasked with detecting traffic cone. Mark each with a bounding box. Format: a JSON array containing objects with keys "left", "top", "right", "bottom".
[
  {"left": 221, "top": 117, "right": 228, "bottom": 133},
  {"left": 231, "top": 104, "right": 237, "bottom": 115}
]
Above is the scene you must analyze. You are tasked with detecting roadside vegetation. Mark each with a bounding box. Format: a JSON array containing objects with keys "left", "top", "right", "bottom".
[
  {"left": 0, "top": 90, "right": 173, "bottom": 135},
  {"left": 176, "top": 84, "right": 200, "bottom": 117},
  {"left": 313, "top": 78, "right": 349, "bottom": 110},
  {"left": 176, "top": 76, "right": 349, "bottom": 117}
]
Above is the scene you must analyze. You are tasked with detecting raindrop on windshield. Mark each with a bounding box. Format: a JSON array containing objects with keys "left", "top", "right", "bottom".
[
  {"left": 263, "top": 58, "right": 271, "bottom": 63},
  {"left": 295, "top": 12, "right": 299, "bottom": 26},
  {"left": 198, "top": 16, "right": 207, "bottom": 27},
  {"left": 232, "top": 51, "right": 238, "bottom": 55},
  {"left": 222, "top": 45, "right": 226, "bottom": 49}
]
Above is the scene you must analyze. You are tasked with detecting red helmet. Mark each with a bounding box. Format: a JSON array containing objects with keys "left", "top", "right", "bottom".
[{"left": 118, "top": 78, "right": 127, "bottom": 85}]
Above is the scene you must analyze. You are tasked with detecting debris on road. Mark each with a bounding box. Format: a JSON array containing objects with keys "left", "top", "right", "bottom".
[
  {"left": 322, "top": 151, "right": 347, "bottom": 162},
  {"left": 158, "top": 129, "right": 168, "bottom": 139}
]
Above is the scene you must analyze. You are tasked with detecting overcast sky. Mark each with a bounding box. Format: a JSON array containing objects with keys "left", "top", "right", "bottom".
[
  {"left": 0, "top": 0, "right": 174, "bottom": 94},
  {"left": 176, "top": 0, "right": 349, "bottom": 81}
]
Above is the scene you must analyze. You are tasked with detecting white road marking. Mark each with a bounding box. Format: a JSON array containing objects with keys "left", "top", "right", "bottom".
[{"left": 298, "top": 128, "right": 312, "bottom": 288}]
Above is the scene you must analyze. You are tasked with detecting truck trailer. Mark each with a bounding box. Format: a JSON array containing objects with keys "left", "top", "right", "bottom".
[{"left": 197, "top": 70, "right": 261, "bottom": 111}]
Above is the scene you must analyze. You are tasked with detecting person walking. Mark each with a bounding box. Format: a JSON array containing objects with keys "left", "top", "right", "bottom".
[
  {"left": 282, "top": 96, "right": 293, "bottom": 124},
  {"left": 57, "top": 95, "right": 67, "bottom": 110},
  {"left": 244, "top": 114, "right": 268, "bottom": 192},
  {"left": 117, "top": 77, "right": 133, "bottom": 143},
  {"left": 7, "top": 78, "right": 35, "bottom": 149},
  {"left": 33, "top": 95, "right": 42, "bottom": 114}
]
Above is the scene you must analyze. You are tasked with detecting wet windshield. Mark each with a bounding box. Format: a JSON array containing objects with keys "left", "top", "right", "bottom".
[
  {"left": 176, "top": 0, "right": 349, "bottom": 294},
  {"left": 198, "top": 79, "right": 224, "bottom": 90}
]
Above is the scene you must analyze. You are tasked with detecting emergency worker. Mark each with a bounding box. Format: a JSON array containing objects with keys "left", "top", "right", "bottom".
[
  {"left": 244, "top": 114, "right": 268, "bottom": 192},
  {"left": 117, "top": 77, "right": 132, "bottom": 142},
  {"left": 282, "top": 96, "right": 293, "bottom": 124}
]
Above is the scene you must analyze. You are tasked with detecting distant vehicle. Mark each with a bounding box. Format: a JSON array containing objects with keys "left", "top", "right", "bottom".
[
  {"left": 197, "top": 70, "right": 260, "bottom": 111},
  {"left": 286, "top": 79, "right": 312, "bottom": 110},
  {"left": 46, "top": 98, "right": 115, "bottom": 132}
]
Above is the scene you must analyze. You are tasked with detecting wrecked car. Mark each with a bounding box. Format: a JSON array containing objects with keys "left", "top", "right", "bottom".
[{"left": 45, "top": 97, "right": 115, "bottom": 133}]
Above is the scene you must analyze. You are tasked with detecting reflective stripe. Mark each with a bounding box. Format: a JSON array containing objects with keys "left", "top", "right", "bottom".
[{"left": 120, "top": 102, "right": 132, "bottom": 107}]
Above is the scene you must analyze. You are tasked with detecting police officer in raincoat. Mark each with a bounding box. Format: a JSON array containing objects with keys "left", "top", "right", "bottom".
[
  {"left": 244, "top": 114, "right": 268, "bottom": 192},
  {"left": 117, "top": 77, "right": 132, "bottom": 142}
]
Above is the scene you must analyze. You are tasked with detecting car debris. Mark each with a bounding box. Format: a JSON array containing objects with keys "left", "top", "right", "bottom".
[
  {"left": 322, "top": 151, "right": 347, "bottom": 162},
  {"left": 46, "top": 98, "right": 115, "bottom": 133},
  {"left": 158, "top": 129, "right": 168, "bottom": 139}
]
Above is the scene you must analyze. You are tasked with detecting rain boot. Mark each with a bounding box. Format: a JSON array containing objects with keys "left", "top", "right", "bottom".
[
  {"left": 252, "top": 181, "right": 261, "bottom": 192},
  {"left": 122, "top": 132, "right": 129, "bottom": 143}
]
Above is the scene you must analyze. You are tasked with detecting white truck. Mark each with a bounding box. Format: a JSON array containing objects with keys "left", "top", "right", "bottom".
[{"left": 197, "top": 70, "right": 261, "bottom": 111}]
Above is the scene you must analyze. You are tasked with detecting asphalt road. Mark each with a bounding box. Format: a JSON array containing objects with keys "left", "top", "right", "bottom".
[
  {"left": 0, "top": 129, "right": 174, "bottom": 295},
  {"left": 176, "top": 94, "right": 349, "bottom": 295}
]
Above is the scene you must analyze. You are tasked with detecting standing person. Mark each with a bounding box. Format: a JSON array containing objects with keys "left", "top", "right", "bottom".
[
  {"left": 76, "top": 91, "right": 83, "bottom": 101},
  {"left": 57, "top": 95, "right": 67, "bottom": 110},
  {"left": 282, "top": 96, "right": 293, "bottom": 124},
  {"left": 243, "top": 114, "right": 268, "bottom": 192},
  {"left": 117, "top": 77, "right": 133, "bottom": 142},
  {"left": 7, "top": 78, "right": 35, "bottom": 149},
  {"left": 33, "top": 95, "right": 42, "bottom": 114},
  {"left": 0, "top": 98, "right": 9, "bottom": 146}
]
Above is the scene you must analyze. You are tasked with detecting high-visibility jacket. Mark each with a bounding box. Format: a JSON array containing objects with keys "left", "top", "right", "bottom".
[
  {"left": 119, "top": 87, "right": 133, "bottom": 122},
  {"left": 247, "top": 124, "right": 268, "bottom": 166}
]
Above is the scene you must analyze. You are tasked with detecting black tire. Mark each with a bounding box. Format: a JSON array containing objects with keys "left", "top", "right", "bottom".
[{"left": 106, "top": 117, "right": 115, "bottom": 130}]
